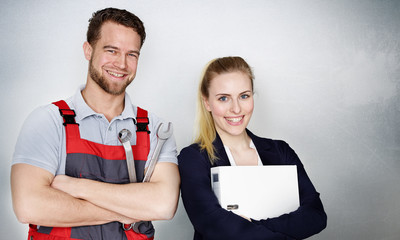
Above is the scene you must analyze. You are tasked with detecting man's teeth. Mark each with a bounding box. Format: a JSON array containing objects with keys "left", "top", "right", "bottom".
[
  {"left": 226, "top": 117, "right": 243, "bottom": 123},
  {"left": 108, "top": 71, "right": 124, "bottom": 77}
]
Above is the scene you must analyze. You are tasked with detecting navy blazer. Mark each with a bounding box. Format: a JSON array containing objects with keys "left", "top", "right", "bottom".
[{"left": 178, "top": 129, "right": 327, "bottom": 240}]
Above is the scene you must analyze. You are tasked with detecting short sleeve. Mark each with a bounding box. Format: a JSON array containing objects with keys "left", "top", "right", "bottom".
[{"left": 12, "top": 104, "right": 64, "bottom": 175}]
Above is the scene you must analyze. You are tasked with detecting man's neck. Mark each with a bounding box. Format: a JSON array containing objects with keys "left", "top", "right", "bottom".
[{"left": 81, "top": 81, "right": 125, "bottom": 122}]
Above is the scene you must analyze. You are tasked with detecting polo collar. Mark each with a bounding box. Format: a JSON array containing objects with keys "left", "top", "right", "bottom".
[{"left": 72, "top": 85, "right": 136, "bottom": 122}]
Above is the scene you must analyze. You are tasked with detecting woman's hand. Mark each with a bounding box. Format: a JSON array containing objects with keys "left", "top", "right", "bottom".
[{"left": 239, "top": 214, "right": 252, "bottom": 222}]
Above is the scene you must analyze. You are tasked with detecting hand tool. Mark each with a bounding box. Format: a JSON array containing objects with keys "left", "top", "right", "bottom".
[
  {"left": 131, "top": 122, "right": 173, "bottom": 233},
  {"left": 118, "top": 129, "right": 137, "bottom": 183},
  {"left": 142, "top": 122, "right": 173, "bottom": 182}
]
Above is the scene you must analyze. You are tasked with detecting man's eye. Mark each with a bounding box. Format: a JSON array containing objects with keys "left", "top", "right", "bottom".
[
  {"left": 128, "top": 53, "right": 138, "bottom": 58},
  {"left": 107, "top": 50, "right": 116, "bottom": 54}
]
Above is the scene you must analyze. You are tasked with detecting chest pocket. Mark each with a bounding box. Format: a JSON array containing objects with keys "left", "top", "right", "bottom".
[
  {"left": 66, "top": 150, "right": 131, "bottom": 183},
  {"left": 65, "top": 145, "right": 148, "bottom": 183}
]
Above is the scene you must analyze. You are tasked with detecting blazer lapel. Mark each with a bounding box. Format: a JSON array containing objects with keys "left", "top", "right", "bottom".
[
  {"left": 246, "top": 129, "right": 275, "bottom": 165},
  {"left": 213, "top": 129, "right": 279, "bottom": 166},
  {"left": 213, "top": 133, "right": 232, "bottom": 166}
]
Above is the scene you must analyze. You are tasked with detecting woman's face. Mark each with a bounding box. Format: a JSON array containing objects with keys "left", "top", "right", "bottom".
[{"left": 203, "top": 71, "right": 254, "bottom": 139}]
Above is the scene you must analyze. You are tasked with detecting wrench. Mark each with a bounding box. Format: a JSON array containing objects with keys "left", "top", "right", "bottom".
[
  {"left": 118, "top": 129, "right": 137, "bottom": 183},
  {"left": 129, "top": 122, "right": 173, "bottom": 233},
  {"left": 142, "top": 122, "right": 173, "bottom": 182}
]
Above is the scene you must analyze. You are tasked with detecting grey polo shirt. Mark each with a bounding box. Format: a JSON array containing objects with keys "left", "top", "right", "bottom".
[{"left": 12, "top": 86, "right": 178, "bottom": 175}]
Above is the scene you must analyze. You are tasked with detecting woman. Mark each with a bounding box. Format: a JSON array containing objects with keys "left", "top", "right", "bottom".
[{"left": 178, "top": 56, "right": 327, "bottom": 240}]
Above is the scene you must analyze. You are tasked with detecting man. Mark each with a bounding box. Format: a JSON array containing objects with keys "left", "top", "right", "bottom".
[{"left": 11, "top": 8, "right": 180, "bottom": 240}]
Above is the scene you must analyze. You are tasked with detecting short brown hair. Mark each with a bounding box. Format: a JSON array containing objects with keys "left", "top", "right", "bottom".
[{"left": 87, "top": 7, "right": 146, "bottom": 47}]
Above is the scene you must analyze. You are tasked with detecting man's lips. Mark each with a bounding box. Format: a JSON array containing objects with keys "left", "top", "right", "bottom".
[{"left": 107, "top": 70, "right": 126, "bottom": 78}]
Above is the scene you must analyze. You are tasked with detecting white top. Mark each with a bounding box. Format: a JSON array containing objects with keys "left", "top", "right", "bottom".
[{"left": 223, "top": 140, "right": 263, "bottom": 166}]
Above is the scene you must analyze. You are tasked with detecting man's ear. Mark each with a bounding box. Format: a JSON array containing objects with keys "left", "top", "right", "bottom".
[{"left": 83, "top": 41, "right": 93, "bottom": 61}]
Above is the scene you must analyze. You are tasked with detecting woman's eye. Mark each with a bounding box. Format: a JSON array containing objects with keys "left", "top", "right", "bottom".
[
  {"left": 218, "top": 96, "right": 228, "bottom": 101},
  {"left": 240, "top": 94, "right": 250, "bottom": 99}
]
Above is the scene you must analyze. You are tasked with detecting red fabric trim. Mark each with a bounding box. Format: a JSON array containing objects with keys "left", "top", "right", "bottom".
[
  {"left": 49, "top": 227, "right": 72, "bottom": 237},
  {"left": 67, "top": 138, "right": 149, "bottom": 161},
  {"left": 136, "top": 107, "right": 150, "bottom": 160},
  {"left": 53, "top": 100, "right": 81, "bottom": 140},
  {"left": 52, "top": 100, "right": 69, "bottom": 110},
  {"left": 136, "top": 107, "right": 148, "bottom": 124},
  {"left": 28, "top": 225, "right": 80, "bottom": 240},
  {"left": 124, "top": 229, "right": 154, "bottom": 240}
]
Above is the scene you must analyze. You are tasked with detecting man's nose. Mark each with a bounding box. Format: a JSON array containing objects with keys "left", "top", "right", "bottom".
[{"left": 114, "top": 55, "right": 127, "bottom": 69}]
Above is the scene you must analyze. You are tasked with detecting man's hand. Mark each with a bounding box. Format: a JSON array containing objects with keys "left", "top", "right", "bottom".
[
  {"left": 56, "top": 162, "right": 180, "bottom": 221},
  {"left": 51, "top": 175, "right": 80, "bottom": 198},
  {"left": 51, "top": 174, "right": 141, "bottom": 224},
  {"left": 11, "top": 164, "right": 131, "bottom": 227}
]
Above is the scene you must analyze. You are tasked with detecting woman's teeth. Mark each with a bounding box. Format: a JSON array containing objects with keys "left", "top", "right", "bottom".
[{"left": 226, "top": 116, "right": 243, "bottom": 123}]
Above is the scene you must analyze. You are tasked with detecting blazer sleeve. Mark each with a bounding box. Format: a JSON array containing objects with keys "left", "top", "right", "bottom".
[
  {"left": 251, "top": 140, "right": 327, "bottom": 239},
  {"left": 178, "top": 145, "right": 293, "bottom": 240}
]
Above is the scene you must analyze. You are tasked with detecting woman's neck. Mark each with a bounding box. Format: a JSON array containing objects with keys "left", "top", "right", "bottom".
[
  {"left": 218, "top": 129, "right": 259, "bottom": 166},
  {"left": 218, "top": 130, "right": 250, "bottom": 151}
]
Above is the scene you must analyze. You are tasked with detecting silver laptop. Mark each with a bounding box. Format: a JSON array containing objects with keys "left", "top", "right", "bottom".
[{"left": 211, "top": 165, "right": 300, "bottom": 220}]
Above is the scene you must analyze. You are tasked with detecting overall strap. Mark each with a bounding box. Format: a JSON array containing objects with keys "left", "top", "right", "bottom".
[
  {"left": 52, "top": 100, "right": 81, "bottom": 140},
  {"left": 32, "top": 100, "right": 77, "bottom": 239},
  {"left": 135, "top": 107, "right": 150, "bottom": 160}
]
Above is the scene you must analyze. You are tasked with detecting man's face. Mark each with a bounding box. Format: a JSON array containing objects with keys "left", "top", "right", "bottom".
[{"left": 85, "top": 21, "right": 142, "bottom": 96}]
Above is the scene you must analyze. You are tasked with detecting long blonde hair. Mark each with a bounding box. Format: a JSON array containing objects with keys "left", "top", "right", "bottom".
[{"left": 194, "top": 56, "right": 254, "bottom": 163}]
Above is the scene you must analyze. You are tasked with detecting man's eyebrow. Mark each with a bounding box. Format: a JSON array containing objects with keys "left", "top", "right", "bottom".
[
  {"left": 103, "top": 45, "right": 119, "bottom": 50},
  {"left": 103, "top": 45, "right": 140, "bottom": 55}
]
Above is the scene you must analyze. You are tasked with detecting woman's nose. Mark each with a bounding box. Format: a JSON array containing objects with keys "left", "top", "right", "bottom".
[{"left": 230, "top": 99, "right": 241, "bottom": 114}]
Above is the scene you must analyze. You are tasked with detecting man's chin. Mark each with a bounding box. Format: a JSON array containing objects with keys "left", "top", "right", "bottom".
[
  {"left": 107, "top": 82, "right": 132, "bottom": 95},
  {"left": 104, "top": 87, "right": 126, "bottom": 96}
]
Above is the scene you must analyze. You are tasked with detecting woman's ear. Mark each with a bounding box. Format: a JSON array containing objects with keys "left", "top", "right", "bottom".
[
  {"left": 83, "top": 41, "right": 93, "bottom": 61},
  {"left": 202, "top": 96, "right": 211, "bottom": 112}
]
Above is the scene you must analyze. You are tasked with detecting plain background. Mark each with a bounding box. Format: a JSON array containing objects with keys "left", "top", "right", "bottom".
[{"left": 1, "top": 0, "right": 399, "bottom": 239}]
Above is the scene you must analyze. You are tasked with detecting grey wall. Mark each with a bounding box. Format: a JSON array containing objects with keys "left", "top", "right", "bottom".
[{"left": 1, "top": 0, "right": 399, "bottom": 239}]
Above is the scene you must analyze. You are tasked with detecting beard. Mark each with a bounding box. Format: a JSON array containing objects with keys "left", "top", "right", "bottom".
[{"left": 88, "top": 59, "right": 133, "bottom": 96}]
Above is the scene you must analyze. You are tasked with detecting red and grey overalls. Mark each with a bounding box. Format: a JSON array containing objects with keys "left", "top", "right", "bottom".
[{"left": 28, "top": 100, "right": 154, "bottom": 240}]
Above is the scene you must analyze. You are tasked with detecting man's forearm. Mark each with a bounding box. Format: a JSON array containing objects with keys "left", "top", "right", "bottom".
[
  {"left": 11, "top": 164, "right": 137, "bottom": 227},
  {"left": 21, "top": 187, "right": 126, "bottom": 227},
  {"left": 52, "top": 162, "right": 180, "bottom": 221}
]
